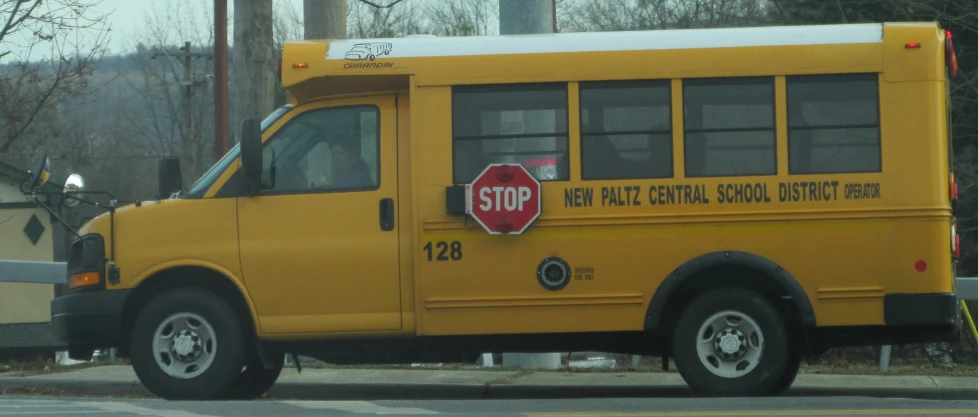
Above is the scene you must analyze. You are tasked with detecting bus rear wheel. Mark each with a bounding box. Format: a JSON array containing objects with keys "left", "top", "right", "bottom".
[
  {"left": 671, "top": 288, "right": 792, "bottom": 397},
  {"left": 225, "top": 350, "right": 285, "bottom": 399},
  {"left": 130, "top": 288, "right": 246, "bottom": 400}
]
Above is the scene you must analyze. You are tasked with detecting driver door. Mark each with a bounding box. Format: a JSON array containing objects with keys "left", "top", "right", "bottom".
[{"left": 237, "top": 96, "right": 401, "bottom": 335}]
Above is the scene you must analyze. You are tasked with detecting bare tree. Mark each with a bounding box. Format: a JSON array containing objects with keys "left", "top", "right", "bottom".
[
  {"left": 348, "top": 0, "right": 427, "bottom": 38},
  {"left": 274, "top": 0, "right": 304, "bottom": 46},
  {"left": 562, "top": 0, "right": 772, "bottom": 32},
  {"left": 114, "top": 0, "right": 216, "bottom": 184},
  {"left": 232, "top": 0, "right": 275, "bottom": 134},
  {"left": 0, "top": 0, "right": 111, "bottom": 157},
  {"left": 304, "top": 0, "right": 346, "bottom": 40},
  {"left": 425, "top": 0, "right": 497, "bottom": 36}
]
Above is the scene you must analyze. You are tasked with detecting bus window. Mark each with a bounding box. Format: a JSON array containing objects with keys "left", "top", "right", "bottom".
[
  {"left": 683, "top": 77, "right": 775, "bottom": 178},
  {"left": 786, "top": 73, "right": 881, "bottom": 174},
  {"left": 261, "top": 106, "right": 380, "bottom": 193},
  {"left": 579, "top": 80, "right": 672, "bottom": 180},
  {"left": 451, "top": 83, "right": 569, "bottom": 184}
]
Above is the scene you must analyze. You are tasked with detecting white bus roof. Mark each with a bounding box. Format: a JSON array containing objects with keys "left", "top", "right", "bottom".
[{"left": 325, "top": 23, "right": 884, "bottom": 60}]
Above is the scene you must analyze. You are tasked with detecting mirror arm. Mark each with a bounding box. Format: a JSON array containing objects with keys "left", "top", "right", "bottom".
[{"left": 28, "top": 195, "right": 105, "bottom": 270}]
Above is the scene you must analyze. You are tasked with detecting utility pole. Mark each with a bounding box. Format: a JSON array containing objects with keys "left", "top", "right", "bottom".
[
  {"left": 151, "top": 42, "right": 213, "bottom": 179},
  {"left": 304, "top": 0, "right": 347, "bottom": 39},
  {"left": 214, "top": 0, "right": 229, "bottom": 161},
  {"left": 497, "top": 0, "right": 561, "bottom": 371},
  {"left": 232, "top": 0, "right": 275, "bottom": 145}
]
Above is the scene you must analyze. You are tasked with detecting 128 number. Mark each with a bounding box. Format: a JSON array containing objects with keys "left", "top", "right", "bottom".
[{"left": 424, "top": 241, "right": 462, "bottom": 261}]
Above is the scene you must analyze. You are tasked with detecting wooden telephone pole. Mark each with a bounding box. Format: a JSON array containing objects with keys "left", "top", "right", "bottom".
[{"left": 152, "top": 42, "right": 213, "bottom": 177}]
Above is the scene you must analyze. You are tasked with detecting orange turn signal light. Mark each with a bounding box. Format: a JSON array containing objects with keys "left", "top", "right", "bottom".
[{"left": 68, "top": 272, "right": 100, "bottom": 289}]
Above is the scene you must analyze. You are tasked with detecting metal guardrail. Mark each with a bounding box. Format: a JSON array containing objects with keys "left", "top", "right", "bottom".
[
  {"left": 0, "top": 260, "right": 66, "bottom": 285},
  {"left": 956, "top": 276, "right": 978, "bottom": 300},
  {"left": 0, "top": 261, "right": 66, "bottom": 354}
]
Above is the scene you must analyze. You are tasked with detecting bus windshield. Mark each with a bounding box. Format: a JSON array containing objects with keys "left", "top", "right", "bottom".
[{"left": 184, "top": 105, "right": 293, "bottom": 197}]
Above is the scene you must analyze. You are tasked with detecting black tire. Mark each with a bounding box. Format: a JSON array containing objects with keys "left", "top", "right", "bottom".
[
  {"left": 671, "top": 288, "right": 791, "bottom": 397},
  {"left": 130, "top": 288, "right": 247, "bottom": 400},
  {"left": 225, "top": 350, "right": 285, "bottom": 400},
  {"left": 763, "top": 354, "right": 801, "bottom": 396}
]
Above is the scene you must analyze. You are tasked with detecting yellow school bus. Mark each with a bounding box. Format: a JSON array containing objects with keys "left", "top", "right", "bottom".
[{"left": 41, "top": 21, "right": 961, "bottom": 400}]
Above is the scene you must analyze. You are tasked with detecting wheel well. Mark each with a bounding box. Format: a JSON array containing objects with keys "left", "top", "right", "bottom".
[
  {"left": 657, "top": 264, "right": 811, "bottom": 356},
  {"left": 119, "top": 266, "right": 255, "bottom": 355}
]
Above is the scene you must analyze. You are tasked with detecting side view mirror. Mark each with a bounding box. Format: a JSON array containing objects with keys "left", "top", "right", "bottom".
[
  {"left": 157, "top": 157, "right": 182, "bottom": 199},
  {"left": 63, "top": 173, "right": 85, "bottom": 207},
  {"left": 239, "top": 118, "right": 263, "bottom": 196},
  {"left": 26, "top": 154, "right": 51, "bottom": 191}
]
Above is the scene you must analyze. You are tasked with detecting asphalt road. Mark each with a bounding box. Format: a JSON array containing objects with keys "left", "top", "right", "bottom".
[{"left": 3, "top": 396, "right": 978, "bottom": 417}]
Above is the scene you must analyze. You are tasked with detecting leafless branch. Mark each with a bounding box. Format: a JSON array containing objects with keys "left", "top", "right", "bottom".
[{"left": 356, "top": 0, "right": 407, "bottom": 9}]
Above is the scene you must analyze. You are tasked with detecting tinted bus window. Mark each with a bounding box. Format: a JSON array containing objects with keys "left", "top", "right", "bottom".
[
  {"left": 787, "top": 73, "right": 881, "bottom": 174},
  {"left": 683, "top": 77, "right": 776, "bottom": 177},
  {"left": 452, "top": 83, "right": 569, "bottom": 184},
  {"left": 579, "top": 80, "right": 672, "bottom": 180}
]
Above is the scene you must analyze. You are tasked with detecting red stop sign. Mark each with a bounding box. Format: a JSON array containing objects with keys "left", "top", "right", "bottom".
[{"left": 465, "top": 164, "right": 542, "bottom": 235}]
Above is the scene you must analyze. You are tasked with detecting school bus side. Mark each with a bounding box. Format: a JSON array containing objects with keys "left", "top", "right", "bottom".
[
  {"left": 48, "top": 22, "right": 958, "bottom": 400},
  {"left": 401, "top": 21, "right": 957, "bottom": 347}
]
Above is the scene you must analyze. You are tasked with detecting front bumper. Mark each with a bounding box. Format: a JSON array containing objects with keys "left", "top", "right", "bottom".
[{"left": 50, "top": 289, "right": 131, "bottom": 347}]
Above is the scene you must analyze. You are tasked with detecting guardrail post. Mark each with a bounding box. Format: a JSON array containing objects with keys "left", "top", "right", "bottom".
[{"left": 879, "top": 345, "right": 891, "bottom": 373}]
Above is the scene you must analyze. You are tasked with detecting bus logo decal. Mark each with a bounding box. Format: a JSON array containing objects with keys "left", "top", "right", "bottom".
[{"left": 345, "top": 42, "right": 393, "bottom": 61}]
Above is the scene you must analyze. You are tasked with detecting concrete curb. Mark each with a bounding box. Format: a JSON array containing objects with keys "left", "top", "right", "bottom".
[{"left": 2, "top": 378, "right": 978, "bottom": 401}]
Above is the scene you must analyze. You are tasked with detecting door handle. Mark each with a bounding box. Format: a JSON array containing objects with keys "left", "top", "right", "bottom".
[{"left": 379, "top": 198, "right": 395, "bottom": 231}]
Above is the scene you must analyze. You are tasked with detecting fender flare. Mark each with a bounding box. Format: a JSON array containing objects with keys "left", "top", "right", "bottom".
[
  {"left": 130, "top": 260, "right": 260, "bottom": 330},
  {"left": 643, "top": 251, "right": 816, "bottom": 332}
]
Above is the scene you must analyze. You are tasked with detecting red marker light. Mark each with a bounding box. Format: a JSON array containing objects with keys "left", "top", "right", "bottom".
[
  {"left": 946, "top": 30, "right": 959, "bottom": 78},
  {"left": 955, "top": 235, "right": 961, "bottom": 259},
  {"left": 915, "top": 260, "right": 928, "bottom": 272},
  {"left": 905, "top": 42, "right": 922, "bottom": 49}
]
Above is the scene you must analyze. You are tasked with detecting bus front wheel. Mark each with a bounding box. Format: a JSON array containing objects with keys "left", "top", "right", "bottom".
[
  {"left": 671, "top": 288, "right": 792, "bottom": 397},
  {"left": 130, "top": 288, "right": 247, "bottom": 400},
  {"left": 224, "top": 349, "right": 285, "bottom": 399}
]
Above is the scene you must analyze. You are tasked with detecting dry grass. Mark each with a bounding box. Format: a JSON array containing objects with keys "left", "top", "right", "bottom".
[
  {"left": 800, "top": 362, "right": 978, "bottom": 377},
  {"left": 0, "top": 359, "right": 129, "bottom": 376},
  {"left": 288, "top": 360, "right": 978, "bottom": 377},
  {"left": 0, "top": 385, "right": 151, "bottom": 399}
]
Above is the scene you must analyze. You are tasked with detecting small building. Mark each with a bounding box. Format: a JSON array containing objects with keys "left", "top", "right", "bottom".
[{"left": 0, "top": 160, "right": 67, "bottom": 357}]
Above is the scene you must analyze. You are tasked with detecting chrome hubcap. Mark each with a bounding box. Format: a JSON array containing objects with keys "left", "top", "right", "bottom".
[
  {"left": 695, "top": 310, "right": 764, "bottom": 378},
  {"left": 152, "top": 312, "right": 216, "bottom": 379}
]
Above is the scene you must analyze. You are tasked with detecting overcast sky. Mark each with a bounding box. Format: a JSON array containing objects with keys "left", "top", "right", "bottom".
[{"left": 98, "top": 0, "right": 305, "bottom": 55}]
